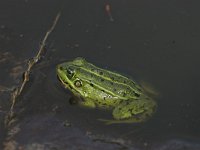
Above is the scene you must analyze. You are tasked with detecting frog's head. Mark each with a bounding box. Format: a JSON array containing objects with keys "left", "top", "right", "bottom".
[{"left": 56, "top": 57, "right": 87, "bottom": 96}]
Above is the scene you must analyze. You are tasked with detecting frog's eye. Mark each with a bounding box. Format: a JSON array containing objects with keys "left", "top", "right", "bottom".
[
  {"left": 74, "top": 80, "right": 82, "bottom": 87},
  {"left": 67, "top": 67, "right": 74, "bottom": 78}
]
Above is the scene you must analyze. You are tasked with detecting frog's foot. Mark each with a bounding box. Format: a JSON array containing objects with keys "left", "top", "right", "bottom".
[
  {"left": 140, "top": 80, "right": 159, "bottom": 97},
  {"left": 98, "top": 118, "right": 143, "bottom": 125},
  {"left": 98, "top": 118, "right": 122, "bottom": 125}
]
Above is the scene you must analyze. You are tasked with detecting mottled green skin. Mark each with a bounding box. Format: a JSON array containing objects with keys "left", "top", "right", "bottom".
[{"left": 57, "top": 57, "right": 157, "bottom": 124}]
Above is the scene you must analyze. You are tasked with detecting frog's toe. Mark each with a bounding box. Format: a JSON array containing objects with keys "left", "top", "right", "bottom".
[
  {"left": 98, "top": 117, "right": 147, "bottom": 124},
  {"left": 98, "top": 118, "right": 120, "bottom": 125},
  {"left": 98, "top": 118, "right": 134, "bottom": 125}
]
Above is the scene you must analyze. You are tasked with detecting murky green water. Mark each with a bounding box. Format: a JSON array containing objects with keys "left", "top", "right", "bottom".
[{"left": 1, "top": 0, "right": 200, "bottom": 149}]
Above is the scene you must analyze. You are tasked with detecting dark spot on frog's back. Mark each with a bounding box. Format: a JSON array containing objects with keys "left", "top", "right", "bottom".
[
  {"left": 99, "top": 71, "right": 103, "bottom": 75},
  {"left": 111, "top": 77, "right": 114, "bottom": 80},
  {"left": 135, "top": 93, "right": 140, "bottom": 97},
  {"left": 102, "top": 103, "right": 107, "bottom": 106},
  {"left": 101, "top": 89, "right": 105, "bottom": 92},
  {"left": 90, "top": 83, "right": 94, "bottom": 87},
  {"left": 100, "top": 78, "right": 104, "bottom": 82},
  {"left": 128, "top": 108, "right": 132, "bottom": 113},
  {"left": 123, "top": 92, "right": 126, "bottom": 97}
]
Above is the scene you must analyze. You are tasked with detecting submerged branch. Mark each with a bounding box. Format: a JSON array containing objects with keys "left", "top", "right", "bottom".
[{"left": 5, "top": 12, "right": 61, "bottom": 127}]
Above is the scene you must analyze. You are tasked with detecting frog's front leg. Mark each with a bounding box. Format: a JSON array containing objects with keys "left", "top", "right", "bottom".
[
  {"left": 100, "top": 99, "right": 156, "bottom": 124},
  {"left": 79, "top": 97, "right": 96, "bottom": 108}
]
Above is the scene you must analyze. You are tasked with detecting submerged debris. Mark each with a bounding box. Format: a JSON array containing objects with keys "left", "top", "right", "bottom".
[{"left": 5, "top": 12, "right": 61, "bottom": 127}]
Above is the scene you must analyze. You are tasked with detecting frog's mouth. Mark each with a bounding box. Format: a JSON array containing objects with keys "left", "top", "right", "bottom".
[
  {"left": 57, "top": 65, "right": 68, "bottom": 83},
  {"left": 57, "top": 74, "right": 67, "bottom": 85},
  {"left": 57, "top": 74, "right": 69, "bottom": 88},
  {"left": 57, "top": 65, "right": 81, "bottom": 96},
  {"left": 57, "top": 74, "right": 81, "bottom": 99},
  {"left": 57, "top": 71, "right": 75, "bottom": 92}
]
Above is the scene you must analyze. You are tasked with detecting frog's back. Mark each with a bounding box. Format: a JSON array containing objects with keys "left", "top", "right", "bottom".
[{"left": 71, "top": 58, "right": 144, "bottom": 99}]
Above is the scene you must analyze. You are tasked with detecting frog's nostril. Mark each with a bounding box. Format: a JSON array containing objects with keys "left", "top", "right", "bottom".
[{"left": 59, "top": 66, "right": 64, "bottom": 70}]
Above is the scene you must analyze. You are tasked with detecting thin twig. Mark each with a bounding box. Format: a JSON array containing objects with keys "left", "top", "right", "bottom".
[{"left": 6, "top": 12, "right": 61, "bottom": 126}]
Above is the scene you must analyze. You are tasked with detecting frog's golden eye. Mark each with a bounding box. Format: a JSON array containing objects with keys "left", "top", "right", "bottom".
[{"left": 74, "top": 80, "right": 82, "bottom": 87}]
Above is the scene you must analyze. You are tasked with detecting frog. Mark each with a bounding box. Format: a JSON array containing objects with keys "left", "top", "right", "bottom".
[{"left": 56, "top": 57, "right": 157, "bottom": 124}]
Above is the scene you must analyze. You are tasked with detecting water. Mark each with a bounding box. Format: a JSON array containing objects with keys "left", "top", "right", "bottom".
[{"left": 1, "top": 0, "right": 200, "bottom": 149}]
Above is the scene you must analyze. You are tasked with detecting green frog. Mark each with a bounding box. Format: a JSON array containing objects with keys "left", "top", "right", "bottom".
[{"left": 57, "top": 57, "right": 157, "bottom": 124}]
